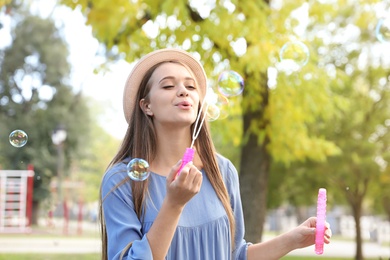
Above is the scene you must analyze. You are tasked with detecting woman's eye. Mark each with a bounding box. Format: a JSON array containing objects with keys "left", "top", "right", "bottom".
[
  {"left": 162, "top": 85, "right": 174, "bottom": 89},
  {"left": 186, "top": 85, "right": 196, "bottom": 89}
]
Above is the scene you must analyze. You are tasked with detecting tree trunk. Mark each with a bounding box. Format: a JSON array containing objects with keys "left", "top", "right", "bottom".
[
  {"left": 382, "top": 195, "right": 390, "bottom": 222},
  {"left": 239, "top": 73, "right": 270, "bottom": 242},
  {"left": 352, "top": 201, "right": 363, "bottom": 260},
  {"left": 31, "top": 200, "right": 40, "bottom": 225},
  {"left": 239, "top": 129, "right": 271, "bottom": 242},
  {"left": 345, "top": 178, "right": 368, "bottom": 260}
]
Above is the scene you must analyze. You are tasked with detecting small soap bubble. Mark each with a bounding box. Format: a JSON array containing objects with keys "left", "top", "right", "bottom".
[
  {"left": 217, "top": 70, "right": 244, "bottom": 97},
  {"left": 9, "top": 130, "right": 28, "bottom": 148},
  {"left": 214, "top": 94, "right": 230, "bottom": 120},
  {"left": 205, "top": 88, "right": 230, "bottom": 121},
  {"left": 207, "top": 103, "right": 221, "bottom": 121},
  {"left": 279, "top": 41, "right": 310, "bottom": 69},
  {"left": 375, "top": 17, "right": 390, "bottom": 43},
  {"left": 127, "top": 158, "right": 150, "bottom": 181}
]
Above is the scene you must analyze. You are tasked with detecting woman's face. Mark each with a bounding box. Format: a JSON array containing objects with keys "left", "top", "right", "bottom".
[{"left": 141, "top": 62, "right": 201, "bottom": 127}]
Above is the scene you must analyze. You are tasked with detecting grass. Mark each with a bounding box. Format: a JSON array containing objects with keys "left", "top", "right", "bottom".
[
  {"left": 0, "top": 254, "right": 100, "bottom": 260},
  {"left": 282, "top": 257, "right": 381, "bottom": 260},
  {"left": 0, "top": 223, "right": 100, "bottom": 259},
  {"left": 0, "top": 254, "right": 383, "bottom": 260}
]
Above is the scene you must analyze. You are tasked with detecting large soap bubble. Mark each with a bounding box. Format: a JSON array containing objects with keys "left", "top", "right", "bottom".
[
  {"left": 279, "top": 41, "right": 310, "bottom": 70},
  {"left": 217, "top": 70, "right": 244, "bottom": 97},
  {"left": 127, "top": 158, "right": 150, "bottom": 181},
  {"left": 206, "top": 103, "right": 221, "bottom": 122}
]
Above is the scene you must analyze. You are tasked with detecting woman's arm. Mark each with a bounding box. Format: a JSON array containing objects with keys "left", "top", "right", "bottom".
[
  {"left": 102, "top": 167, "right": 153, "bottom": 260},
  {"left": 247, "top": 217, "right": 332, "bottom": 260},
  {"left": 146, "top": 161, "right": 203, "bottom": 260}
]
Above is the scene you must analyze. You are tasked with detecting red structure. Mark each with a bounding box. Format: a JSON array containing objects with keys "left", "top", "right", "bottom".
[{"left": 0, "top": 166, "right": 34, "bottom": 233}]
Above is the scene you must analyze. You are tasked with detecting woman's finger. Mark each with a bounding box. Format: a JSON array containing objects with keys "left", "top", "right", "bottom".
[
  {"left": 324, "top": 221, "right": 332, "bottom": 244},
  {"left": 167, "top": 160, "right": 182, "bottom": 183}
]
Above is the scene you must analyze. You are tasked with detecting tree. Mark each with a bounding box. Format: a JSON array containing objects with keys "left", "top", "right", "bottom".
[
  {"left": 305, "top": 2, "right": 390, "bottom": 259},
  {"left": 59, "top": 0, "right": 344, "bottom": 242},
  {"left": 267, "top": 2, "right": 390, "bottom": 258},
  {"left": 73, "top": 99, "right": 122, "bottom": 203},
  {"left": 0, "top": 6, "right": 91, "bottom": 224},
  {"left": 322, "top": 64, "right": 390, "bottom": 260}
]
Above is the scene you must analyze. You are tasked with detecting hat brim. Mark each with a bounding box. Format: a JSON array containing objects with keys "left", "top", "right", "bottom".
[{"left": 123, "top": 48, "right": 207, "bottom": 124}]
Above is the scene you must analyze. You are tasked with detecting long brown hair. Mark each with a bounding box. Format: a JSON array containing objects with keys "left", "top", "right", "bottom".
[{"left": 99, "top": 61, "right": 235, "bottom": 260}]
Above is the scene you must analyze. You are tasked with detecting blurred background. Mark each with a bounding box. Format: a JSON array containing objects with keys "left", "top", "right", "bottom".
[{"left": 0, "top": 0, "right": 389, "bottom": 259}]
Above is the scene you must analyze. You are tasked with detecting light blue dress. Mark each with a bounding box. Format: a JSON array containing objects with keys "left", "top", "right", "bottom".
[{"left": 101, "top": 154, "right": 251, "bottom": 259}]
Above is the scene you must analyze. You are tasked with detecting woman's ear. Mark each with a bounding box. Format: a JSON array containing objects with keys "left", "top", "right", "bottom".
[{"left": 140, "top": 99, "right": 153, "bottom": 116}]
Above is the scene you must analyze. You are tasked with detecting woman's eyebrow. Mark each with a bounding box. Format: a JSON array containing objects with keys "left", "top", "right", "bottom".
[{"left": 158, "top": 76, "right": 195, "bottom": 84}]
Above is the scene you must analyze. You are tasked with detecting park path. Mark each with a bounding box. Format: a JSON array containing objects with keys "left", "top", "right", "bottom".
[
  {"left": 287, "top": 239, "right": 389, "bottom": 258},
  {"left": 0, "top": 236, "right": 100, "bottom": 254},
  {"left": 0, "top": 235, "right": 388, "bottom": 258}
]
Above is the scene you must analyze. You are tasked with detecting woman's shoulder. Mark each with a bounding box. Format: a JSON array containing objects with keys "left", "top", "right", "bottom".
[
  {"left": 215, "top": 153, "right": 239, "bottom": 185},
  {"left": 103, "top": 160, "right": 128, "bottom": 178},
  {"left": 101, "top": 159, "right": 130, "bottom": 192},
  {"left": 216, "top": 153, "right": 236, "bottom": 172},
  {"left": 100, "top": 159, "right": 136, "bottom": 209},
  {"left": 216, "top": 153, "right": 231, "bottom": 166}
]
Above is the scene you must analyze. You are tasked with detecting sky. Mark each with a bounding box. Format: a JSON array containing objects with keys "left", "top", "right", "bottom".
[{"left": 47, "top": 4, "right": 131, "bottom": 139}]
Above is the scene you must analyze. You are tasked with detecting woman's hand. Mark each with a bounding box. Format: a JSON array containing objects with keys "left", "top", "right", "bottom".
[
  {"left": 289, "top": 217, "right": 332, "bottom": 249},
  {"left": 146, "top": 160, "right": 202, "bottom": 260},
  {"left": 165, "top": 160, "right": 203, "bottom": 208}
]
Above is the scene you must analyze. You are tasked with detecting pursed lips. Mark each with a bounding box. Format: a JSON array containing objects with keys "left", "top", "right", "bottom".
[{"left": 175, "top": 101, "right": 192, "bottom": 109}]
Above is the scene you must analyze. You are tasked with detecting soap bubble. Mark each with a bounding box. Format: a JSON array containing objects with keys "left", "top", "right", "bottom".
[
  {"left": 204, "top": 88, "right": 230, "bottom": 121},
  {"left": 214, "top": 94, "right": 230, "bottom": 120},
  {"left": 207, "top": 103, "right": 221, "bottom": 121},
  {"left": 127, "top": 158, "right": 150, "bottom": 181},
  {"left": 375, "top": 17, "right": 390, "bottom": 43},
  {"left": 217, "top": 70, "right": 244, "bottom": 97},
  {"left": 9, "top": 130, "right": 28, "bottom": 148},
  {"left": 279, "top": 41, "right": 310, "bottom": 69}
]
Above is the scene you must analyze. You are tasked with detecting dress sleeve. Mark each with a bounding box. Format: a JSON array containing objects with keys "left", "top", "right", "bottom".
[
  {"left": 224, "top": 159, "right": 252, "bottom": 260},
  {"left": 101, "top": 164, "right": 153, "bottom": 260}
]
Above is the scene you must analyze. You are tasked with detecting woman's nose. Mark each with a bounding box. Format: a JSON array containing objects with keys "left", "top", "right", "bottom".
[{"left": 177, "top": 86, "right": 189, "bottom": 97}]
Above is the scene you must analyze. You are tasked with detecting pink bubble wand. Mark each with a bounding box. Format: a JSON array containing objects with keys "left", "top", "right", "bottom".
[
  {"left": 315, "top": 188, "right": 327, "bottom": 255},
  {"left": 177, "top": 94, "right": 210, "bottom": 175}
]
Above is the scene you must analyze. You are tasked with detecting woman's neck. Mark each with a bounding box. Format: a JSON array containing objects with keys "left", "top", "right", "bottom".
[{"left": 150, "top": 125, "right": 192, "bottom": 176}]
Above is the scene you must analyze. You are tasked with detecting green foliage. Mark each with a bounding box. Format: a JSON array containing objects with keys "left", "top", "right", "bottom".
[
  {"left": 0, "top": 0, "right": 12, "bottom": 9},
  {"left": 72, "top": 99, "right": 121, "bottom": 202},
  {"left": 60, "top": 0, "right": 344, "bottom": 164},
  {"left": 268, "top": 0, "right": 390, "bottom": 220}
]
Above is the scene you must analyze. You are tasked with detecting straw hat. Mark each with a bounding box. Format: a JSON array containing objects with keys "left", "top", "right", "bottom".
[{"left": 123, "top": 48, "right": 208, "bottom": 124}]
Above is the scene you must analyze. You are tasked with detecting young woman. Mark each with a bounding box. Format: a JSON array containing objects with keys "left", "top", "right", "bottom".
[{"left": 100, "top": 48, "right": 331, "bottom": 260}]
